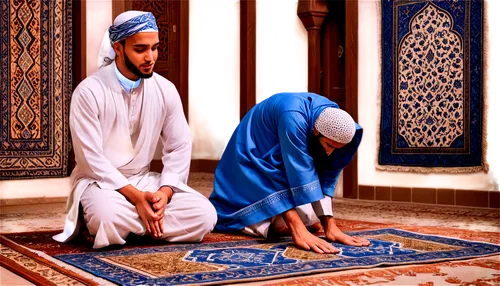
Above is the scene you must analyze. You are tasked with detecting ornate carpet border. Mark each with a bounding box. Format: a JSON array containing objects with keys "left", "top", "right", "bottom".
[
  {"left": 0, "top": 235, "right": 99, "bottom": 285},
  {"left": 54, "top": 228, "right": 500, "bottom": 286}
]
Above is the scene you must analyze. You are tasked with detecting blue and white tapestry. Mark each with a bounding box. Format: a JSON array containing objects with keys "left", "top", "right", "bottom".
[{"left": 378, "top": 0, "right": 487, "bottom": 173}]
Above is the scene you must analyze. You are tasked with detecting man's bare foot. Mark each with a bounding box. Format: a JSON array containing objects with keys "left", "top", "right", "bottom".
[{"left": 320, "top": 216, "right": 370, "bottom": 247}]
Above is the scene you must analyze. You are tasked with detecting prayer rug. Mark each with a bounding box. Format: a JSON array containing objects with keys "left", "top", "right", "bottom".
[
  {"left": 378, "top": 0, "right": 487, "bottom": 173},
  {"left": 0, "top": 0, "right": 72, "bottom": 179},
  {"left": 2, "top": 228, "right": 498, "bottom": 286}
]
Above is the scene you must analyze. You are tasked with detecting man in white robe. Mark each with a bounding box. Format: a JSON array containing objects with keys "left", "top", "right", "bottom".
[{"left": 53, "top": 11, "right": 217, "bottom": 249}]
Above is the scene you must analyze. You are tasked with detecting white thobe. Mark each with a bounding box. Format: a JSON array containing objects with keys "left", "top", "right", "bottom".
[{"left": 53, "top": 64, "right": 216, "bottom": 248}]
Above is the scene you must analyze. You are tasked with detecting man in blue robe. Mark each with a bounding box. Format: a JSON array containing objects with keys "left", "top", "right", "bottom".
[{"left": 209, "top": 92, "right": 370, "bottom": 254}]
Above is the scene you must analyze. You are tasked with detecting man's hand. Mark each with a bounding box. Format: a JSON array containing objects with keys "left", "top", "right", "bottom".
[
  {"left": 320, "top": 216, "right": 370, "bottom": 246},
  {"left": 134, "top": 191, "right": 162, "bottom": 238},
  {"left": 281, "top": 209, "right": 339, "bottom": 254},
  {"left": 149, "top": 186, "right": 173, "bottom": 238},
  {"left": 117, "top": 184, "right": 162, "bottom": 238}
]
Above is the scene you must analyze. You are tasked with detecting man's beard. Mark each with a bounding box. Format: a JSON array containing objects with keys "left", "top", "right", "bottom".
[
  {"left": 308, "top": 135, "right": 328, "bottom": 161},
  {"left": 124, "top": 50, "right": 154, "bottom": 79}
]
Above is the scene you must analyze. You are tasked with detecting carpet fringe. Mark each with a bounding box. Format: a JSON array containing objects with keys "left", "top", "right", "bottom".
[
  {"left": 31, "top": 249, "right": 113, "bottom": 285},
  {"left": 482, "top": 0, "right": 490, "bottom": 172}
]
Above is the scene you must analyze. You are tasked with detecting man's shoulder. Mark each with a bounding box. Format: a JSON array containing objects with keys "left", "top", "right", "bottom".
[
  {"left": 147, "top": 73, "right": 180, "bottom": 102},
  {"left": 150, "top": 72, "right": 176, "bottom": 88},
  {"left": 74, "top": 68, "right": 112, "bottom": 93},
  {"left": 71, "top": 73, "right": 113, "bottom": 108}
]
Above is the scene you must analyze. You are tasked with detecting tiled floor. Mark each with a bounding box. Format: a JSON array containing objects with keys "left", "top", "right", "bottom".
[{"left": 1, "top": 173, "right": 499, "bottom": 285}]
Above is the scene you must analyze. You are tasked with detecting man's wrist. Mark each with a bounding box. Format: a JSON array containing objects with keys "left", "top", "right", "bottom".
[
  {"left": 159, "top": 186, "right": 174, "bottom": 202},
  {"left": 117, "top": 184, "right": 141, "bottom": 205},
  {"left": 319, "top": 215, "right": 335, "bottom": 229},
  {"left": 282, "top": 209, "right": 307, "bottom": 232}
]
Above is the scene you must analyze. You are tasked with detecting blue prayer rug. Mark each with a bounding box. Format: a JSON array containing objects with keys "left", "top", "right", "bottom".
[
  {"left": 55, "top": 228, "right": 500, "bottom": 285},
  {"left": 378, "top": 0, "right": 488, "bottom": 173}
]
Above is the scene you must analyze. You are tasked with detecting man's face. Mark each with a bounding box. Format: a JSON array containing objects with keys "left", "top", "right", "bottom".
[
  {"left": 115, "top": 32, "right": 159, "bottom": 79},
  {"left": 310, "top": 128, "right": 346, "bottom": 158}
]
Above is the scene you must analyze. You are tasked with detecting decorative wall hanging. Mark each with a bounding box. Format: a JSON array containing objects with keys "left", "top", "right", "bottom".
[
  {"left": 0, "top": 0, "right": 72, "bottom": 179},
  {"left": 378, "top": 0, "right": 487, "bottom": 173}
]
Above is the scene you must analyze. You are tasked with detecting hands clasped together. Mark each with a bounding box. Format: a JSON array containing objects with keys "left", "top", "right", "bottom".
[{"left": 130, "top": 186, "right": 173, "bottom": 239}]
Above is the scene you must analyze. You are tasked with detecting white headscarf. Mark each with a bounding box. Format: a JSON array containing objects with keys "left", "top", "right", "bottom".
[
  {"left": 98, "top": 11, "right": 158, "bottom": 68},
  {"left": 314, "top": 108, "right": 356, "bottom": 144}
]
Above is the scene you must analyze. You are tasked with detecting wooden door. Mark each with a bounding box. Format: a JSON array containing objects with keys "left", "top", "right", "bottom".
[
  {"left": 321, "top": 0, "right": 346, "bottom": 109},
  {"left": 320, "top": 0, "right": 359, "bottom": 199}
]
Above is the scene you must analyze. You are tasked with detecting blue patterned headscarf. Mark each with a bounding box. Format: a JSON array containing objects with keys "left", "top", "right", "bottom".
[
  {"left": 98, "top": 11, "right": 159, "bottom": 68},
  {"left": 109, "top": 12, "right": 158, "bottom": 44}
]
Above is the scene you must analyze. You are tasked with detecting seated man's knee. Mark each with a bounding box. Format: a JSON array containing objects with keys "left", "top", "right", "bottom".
[
  {"left": 82, "top": 196, "right": 125, "bottom": 235},
  {"left": 162, "top": 192, "right": 218, "bottom": 242},
  {"left": 180, "top": 198, "right": 217, "bottom": 241},
  {"left": 199, "top": 199, "right": 218, "bottom": 232},
  {"left": 84, "top": 207, "right": 121, "bottom": 235}
]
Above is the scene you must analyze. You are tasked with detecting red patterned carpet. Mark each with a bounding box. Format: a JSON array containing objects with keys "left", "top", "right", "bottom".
[
  {"left": 1, "top": 219, "right": 499, "bottom": 285},
  {"left": 264, "top": 257, "right": 500, "bottom": 286}
]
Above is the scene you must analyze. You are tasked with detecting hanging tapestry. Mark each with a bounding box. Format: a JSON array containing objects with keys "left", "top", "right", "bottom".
[
  {"left": 0, "top": 0, "right": 72, "bottom": 179},
  {"left": 377, "top": 0, "right": 487, "bottom": 173}
]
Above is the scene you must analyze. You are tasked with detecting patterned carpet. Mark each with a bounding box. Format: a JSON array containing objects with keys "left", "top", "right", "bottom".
[
  {"left": 53, "top": 229, "right": 499, "bottom": 285},
  {"left": 1, "top": 220, "right": 500, "bottom": 285},
  {"left": 264, "top": 257, "right": 500, "bottom": 286},
  {"left": 0, "top": 173, "right": 499, "bottom": 285}
]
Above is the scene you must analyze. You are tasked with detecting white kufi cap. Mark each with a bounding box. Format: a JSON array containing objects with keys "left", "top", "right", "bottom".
[{"left": 314, "top": 108, "right": 356, "bottom": 144}]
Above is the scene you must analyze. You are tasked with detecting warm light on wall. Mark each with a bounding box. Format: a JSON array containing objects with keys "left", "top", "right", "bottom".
[
  {"left": 256, "top": 0, "right": 308, "bottom": 104},
  {"left": 193, "top": 1, "right": 235, "bottom": 79},
  {"left": 189, "top": 0, "right": 241, "bottom": 160},
  {"left": 192, "top": 1, "right": 236, "bottom": 136}
]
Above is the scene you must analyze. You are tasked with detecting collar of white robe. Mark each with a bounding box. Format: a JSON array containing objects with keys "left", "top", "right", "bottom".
[
  {"left": 113, "top": 62, "right": 141, "bottom": 94},
  {"left": 98, "top": 11, "right": 158, "bottom": 69}
]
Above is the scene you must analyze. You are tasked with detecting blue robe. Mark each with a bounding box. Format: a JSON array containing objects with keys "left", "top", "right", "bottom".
[{"left": 209, "top": 92, "right": 362, "bottom": 232}]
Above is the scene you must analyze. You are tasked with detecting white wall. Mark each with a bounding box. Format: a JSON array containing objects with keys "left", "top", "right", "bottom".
[
  {"left": 189, "top": 0, "right": 240, "bottom": 160},
  {"left": 255, "top": 0, "right": 307, "bottom": 102}
]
